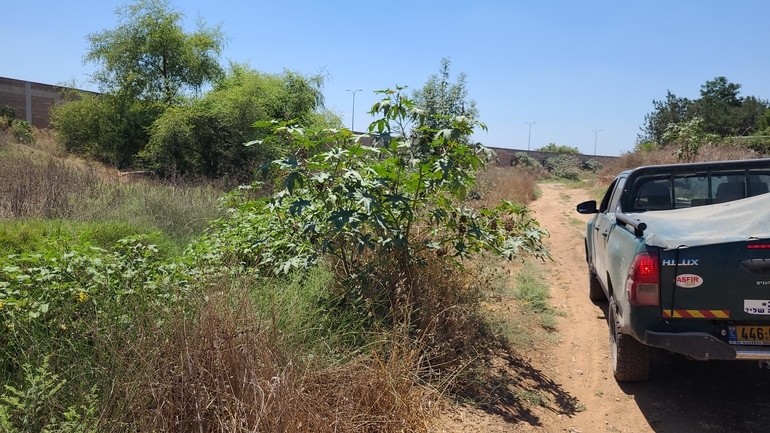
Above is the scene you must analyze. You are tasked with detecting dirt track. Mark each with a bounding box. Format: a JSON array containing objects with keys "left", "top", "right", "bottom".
[{"left": 440, "top": 183, "right": 770, "bottom": 433}]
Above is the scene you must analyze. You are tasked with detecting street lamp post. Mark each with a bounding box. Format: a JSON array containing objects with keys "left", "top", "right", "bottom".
[
  {"left": 592, "top": 130, "right": 601, "bottom": 155},
  {"left": 525, "top": 122, "right": 536, "bottom": 150},
  {"left": 346, "top": 89, "right": 362, "bottom": 132}
]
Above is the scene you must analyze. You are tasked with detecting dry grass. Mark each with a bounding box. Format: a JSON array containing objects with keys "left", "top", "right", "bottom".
[
  {"left": 473, "top": 166, "right": 539, "bottom": 208},
  {"left": 107, "top": 277, "right": 438, "bottom": 433},
  {"left": 0, "top": 150, "right": 100, "bottom": 219},
  {"left": 0, "top": 128, "right": 223, "bottom": 248},
  {"left": 598, "top": 142, "right": 765, "bottom": 185}
]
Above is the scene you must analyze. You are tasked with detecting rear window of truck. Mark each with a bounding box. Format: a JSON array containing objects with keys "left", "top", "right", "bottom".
[{"left": 624, "top": 169, "right": 770, "bottom": 212}]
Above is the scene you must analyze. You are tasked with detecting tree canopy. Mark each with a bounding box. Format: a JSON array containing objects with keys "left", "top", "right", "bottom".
[
  {"left": 53, "top": 0, "right": 339, "bottom": 177},
  {"left": 85, "top": 0, "right": 226, "bottom": 105},
  {"left": 412, "top": 58, "right": 479, "bottom": 143},
  {"left": 141, "top": 64, "right": 337, "bottom": 179},
  {"left": 639, "top": 77, "right": 770, "bottom": 145}
]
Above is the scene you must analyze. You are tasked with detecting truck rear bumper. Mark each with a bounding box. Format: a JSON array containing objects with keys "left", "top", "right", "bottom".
[{"left": 645, "top": 331, "right": 770, "bottom": 361}]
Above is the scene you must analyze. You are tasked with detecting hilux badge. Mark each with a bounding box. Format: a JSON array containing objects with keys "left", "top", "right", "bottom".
[
  {"left": 676, "top": 274, "right": 703, "bottom": 288},
  {"left": 663, "top": 259, "right": 699, "bottom": 266}
]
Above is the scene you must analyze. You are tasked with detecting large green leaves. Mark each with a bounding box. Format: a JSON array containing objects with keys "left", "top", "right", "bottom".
[{"left": 221, "top": 88, "right": 549, "bottom": 279}]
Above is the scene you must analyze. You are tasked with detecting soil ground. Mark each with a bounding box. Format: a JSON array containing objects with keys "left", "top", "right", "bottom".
[{"left": 438, "top": 182, "right": 770, "bottom": 433}]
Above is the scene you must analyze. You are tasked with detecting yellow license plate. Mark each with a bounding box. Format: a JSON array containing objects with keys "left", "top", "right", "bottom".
[{"left": 731, "top": 326, "right": 770, "bottom": 345}]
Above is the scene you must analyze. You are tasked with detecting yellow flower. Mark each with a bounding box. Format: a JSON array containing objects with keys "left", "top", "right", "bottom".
[
  {"left": 77, "top": 292, "right": 88, "bottom": 303},
  {"left": 60, "top": 324, "right": 67, "bottom": 330},
  {"left": 0, "top": 302, "right": 3, "bottom": 309}
]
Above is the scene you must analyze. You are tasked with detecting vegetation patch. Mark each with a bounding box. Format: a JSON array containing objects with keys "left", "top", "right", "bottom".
[{"left": 0, "top": 84, "right": 550, "bottom": 430}]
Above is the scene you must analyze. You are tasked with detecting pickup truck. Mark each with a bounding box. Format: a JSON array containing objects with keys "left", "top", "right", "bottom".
[{"left": 577, "top": 158, "right": 770, "bottom": 381}]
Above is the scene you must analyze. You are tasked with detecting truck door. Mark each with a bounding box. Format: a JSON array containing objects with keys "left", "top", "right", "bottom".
[{"left": 593, "top": 177, "right": 626, "bottom": 287}]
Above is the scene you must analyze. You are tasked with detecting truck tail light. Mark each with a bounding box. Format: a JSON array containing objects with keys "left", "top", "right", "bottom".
[
  {"left": 747, "top": 243, "right": 770, "bottom": 249},
  {"left": 626, "top": 252, "right": 660, "bottom": 306}
]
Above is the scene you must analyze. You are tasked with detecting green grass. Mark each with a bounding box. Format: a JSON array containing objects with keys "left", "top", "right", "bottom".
[
  {"left": 0, "top": 219, "right": 180, "bottom": 258},
  {"left": 512, "top": 262, "right": 550, "bottom": 313},
  {"left": 539, "top": 177, "right": 582, "bottom": 187},
  {"left": 533, "top": 185, "right": 543, "bottom": 199},
  {"left": 490, "top": 260, "right": 563, "bottom": 351},
  {"left": 511, "top": 262, "right": 563, "bottom": 333}
]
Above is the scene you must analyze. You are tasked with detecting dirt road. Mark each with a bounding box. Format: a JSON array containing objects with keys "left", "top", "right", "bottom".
[{"left": 441, "top": 183, "right": 770, "bottom": 433}]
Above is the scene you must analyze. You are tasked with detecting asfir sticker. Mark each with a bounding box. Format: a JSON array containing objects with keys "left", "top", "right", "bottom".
[{"left": 675, "top": 274, "right": 703, "bottom": 288}]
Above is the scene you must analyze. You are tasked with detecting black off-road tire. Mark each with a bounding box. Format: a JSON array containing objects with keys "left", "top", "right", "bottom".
[
  {"left": 609, "top": 297, "right": 650, "bottom": 382},
  {"left": 588, "top": 267, "right": 606, "bottom": 301}
]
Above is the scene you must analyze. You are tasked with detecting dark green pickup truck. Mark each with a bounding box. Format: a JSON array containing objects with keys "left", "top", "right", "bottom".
[{"left": 577, "top": 158, "right": 770, "bottom": 381}]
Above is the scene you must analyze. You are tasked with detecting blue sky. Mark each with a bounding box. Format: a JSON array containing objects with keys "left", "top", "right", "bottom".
[{"left": 3, "top": 0, "right": 769, "bottom": 156}]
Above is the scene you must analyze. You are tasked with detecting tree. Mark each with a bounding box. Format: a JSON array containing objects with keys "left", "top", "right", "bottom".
[
  {"left": 85, "top": 0, "right": 226, "bottom": 105},
  {"left": 638, "top": 91, "right": 693, "bottom": 145},
  {"left": 412, "top": 58, "right": 479, "bottom": 143},
  {"left": 140, "top": 65, "right": 339, "bottom": 179},
  {"left": 756, "top": 108, "right": 770, "bottom": 134},
  {"left": 233, "top": 88, "right": 547, "bottom": 323},
  {"left": 53, "top": 0, "right": 227, "bottom": 169},
  {"left": 639, "top": 77, "right": 770, "bottom": 146},
  {"left": 52, "top": 88, "right": 163, "bottom": 167},
  {"left": 693, "top": 77, "right": 744, "bottom": 137}
]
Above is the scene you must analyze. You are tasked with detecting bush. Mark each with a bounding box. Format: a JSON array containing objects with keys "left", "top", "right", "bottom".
[
  {"left": 9, "top": 121, "right": 34, "bottom": 144},
  {"left": 583, "top": 159, "right": 603, "bottom": 173},
  {"left": 1, "top": 106, "right": 16, "bottom": 129},
  {"left": 512, "top": 152, "right": 542, "bottom": 169},
  {"left": 0, "top": 108, "right": 34, "bottom": 144},
  {"left": 204, "top": 87, "right": 550, "bottom": 365},
  {"left": 543, "top": 154, "right": 581, "bottom": 180},
  {"left": 51, "top": 91, "right": 162, "bottom": 168},
  {"left": 536, "top": 143, "right": 579, "bottom": 154}
]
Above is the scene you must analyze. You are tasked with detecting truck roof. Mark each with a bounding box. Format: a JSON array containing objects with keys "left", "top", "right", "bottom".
[{"left": 626, "top": 158, "right": 770, "bottom": 177}]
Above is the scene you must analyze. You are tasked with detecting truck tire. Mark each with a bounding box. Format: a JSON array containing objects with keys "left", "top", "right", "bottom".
[
  {"left": 588, "top": 267, "right": 606, "bottom": 301},
  {"left": 609, "top": 297, "right": 650, "bottom": 381}
]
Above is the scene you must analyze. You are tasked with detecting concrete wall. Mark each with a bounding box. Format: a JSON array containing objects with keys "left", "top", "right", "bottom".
[
  {"left": 489, "top": 147, "right": 618, "bottom": 167},
  {"left": 0, "top": 77, "right": 66, "bottom": 128}
]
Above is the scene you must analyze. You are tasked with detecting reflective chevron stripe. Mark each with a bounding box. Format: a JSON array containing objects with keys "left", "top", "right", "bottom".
[{"left": 661, "top": 309, "right": 730, "bottom": 319}]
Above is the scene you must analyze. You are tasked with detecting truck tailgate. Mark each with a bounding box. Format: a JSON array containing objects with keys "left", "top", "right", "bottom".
[{"left": 660, "top": 242, "right": 770, "bottom": 342}]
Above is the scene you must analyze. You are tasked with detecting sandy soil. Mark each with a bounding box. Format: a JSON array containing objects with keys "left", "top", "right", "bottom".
[{"left": 437, "top": 182, "right": 770, "bottom": 433}]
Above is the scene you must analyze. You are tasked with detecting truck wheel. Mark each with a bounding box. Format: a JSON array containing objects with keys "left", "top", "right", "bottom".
[
  {"left": 609, "top": 297, "right": 650, "bottom": 381},
  {"left": 588, "top": 268, "right": 606, "bottom": 301}
]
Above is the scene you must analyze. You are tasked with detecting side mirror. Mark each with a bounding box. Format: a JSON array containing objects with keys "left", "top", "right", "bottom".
[{"left": 576, "top": 200, "right": 598, "bottom": 214}]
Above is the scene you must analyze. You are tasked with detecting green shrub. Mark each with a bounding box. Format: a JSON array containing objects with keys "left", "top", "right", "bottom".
[
  {"left": 543, "top": 154, "right": 581, "bottom": 180},
  {"left": 0, "top": 109, "right": 34, "bottom": 144},
  {"left": 141, "top": 66, "right": 339, "bottom": 181},
  {"left": 9, "top": 121, "right": 34, "bottom": 144},
  {"left": 583, "top": 159, "right": 603, "bottom": 173},
  {"left": 536, "top": 143, "right": 579, "bottom": 154},
  {"left": 1, "top": 106, "right": 16, "bottom": 129},
  {"left": 513, "top": 152, "right": 542, "bottom": 169},
  {"left": 634, "top": 141, "right": 659, "bottom": 152}
]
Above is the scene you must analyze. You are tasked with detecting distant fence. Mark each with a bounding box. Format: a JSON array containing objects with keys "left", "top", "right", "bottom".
[{"left": 488, "top": 147, "right": 619, "bottom": 167}]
